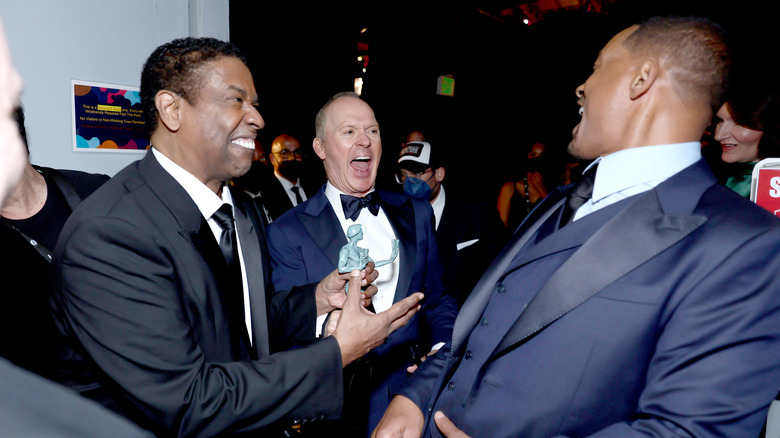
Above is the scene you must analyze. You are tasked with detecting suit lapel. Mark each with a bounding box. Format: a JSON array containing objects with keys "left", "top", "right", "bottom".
[
  {"left": 378, "top": 192, "right": 417, "bottom": 303},
  {"left": 138, "top": 152, "right": 226, "bottom": 273},
  {"left": 297, "top": 189, "right": 346, "bottom": 269},
  {"left": 490, "top": 188, "right": 707, "bottom": 359},
  {"left": 233, "top": 190, "right": 270, "bottom": 358},
  {"left": 452, "top": 188, "right": 566, "bottom": 351}
]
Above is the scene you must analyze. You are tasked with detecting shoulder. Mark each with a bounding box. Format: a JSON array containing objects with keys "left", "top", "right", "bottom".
[{"left": 39, "top": 166, "right": 110, "bottom": 199}]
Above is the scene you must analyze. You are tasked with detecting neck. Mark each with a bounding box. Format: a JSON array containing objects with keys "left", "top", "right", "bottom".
[{"left": 1, "top": 163, "right": 47, "bottom": 220}]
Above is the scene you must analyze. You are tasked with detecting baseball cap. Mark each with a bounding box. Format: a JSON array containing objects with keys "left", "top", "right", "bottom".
[{"left": 397, "top": 141, "right": 439, "bottom": 173}]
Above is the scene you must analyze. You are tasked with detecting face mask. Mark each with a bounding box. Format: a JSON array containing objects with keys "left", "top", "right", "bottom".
[
  {"left": 403, "top": 176, "right": 433, "bottom": 200},
  {"left": 277, "top": 160, "right": 303, "bottom": 181}
]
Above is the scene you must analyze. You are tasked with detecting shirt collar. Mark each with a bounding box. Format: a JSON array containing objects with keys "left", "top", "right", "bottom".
[
  {"left": 430, "top": 184, "right": 446, "bottom": 228},
  {"left": 590, "top": 142, "right": 701, "bottom": 203},
  {"left": 275, "top": 171, "right": 299, "bottom": 190},
  {"left": 152, "top": 147, "right": 233, "bottom": 219}
]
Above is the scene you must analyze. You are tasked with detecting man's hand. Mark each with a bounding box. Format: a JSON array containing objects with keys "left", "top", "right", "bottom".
[
  {"left": 333, "top": 270, "right": 422, "bottom": 366},
  {"left": 406, "top": 347, "right": 439, "bottom": 374},
  {"left": 434, "top": 411, "right": 470, "bottom": 438},
  {"left": 372, "top": 395, "right": 424, "bottom": 438},
  {"left": 316, "top": 261, "right": 378, "bottom": 315}
]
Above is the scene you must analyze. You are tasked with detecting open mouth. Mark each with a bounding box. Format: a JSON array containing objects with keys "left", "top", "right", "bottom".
[{"left": 351, "top": 156, "right": 371, "bottom": 172}]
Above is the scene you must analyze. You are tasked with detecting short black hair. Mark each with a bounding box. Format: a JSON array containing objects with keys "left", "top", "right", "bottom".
[
  {"left": 625, "top": 16, "right": 731, "bottom": 114},
  {"left": 140, "top": 37, "right": 247, "bottom": 136}
]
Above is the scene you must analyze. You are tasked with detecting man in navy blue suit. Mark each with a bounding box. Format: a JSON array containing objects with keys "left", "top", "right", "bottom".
[
  {"left": 267, "top": 91, "right": 458, "bottom": 436},
  {"left": 374, "top": 16, "right": 780, "bottom": 438}
]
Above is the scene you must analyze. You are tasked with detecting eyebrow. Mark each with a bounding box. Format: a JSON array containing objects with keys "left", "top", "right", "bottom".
[{"left": 227, "top": 84, "right": 259, "bottom": 105}]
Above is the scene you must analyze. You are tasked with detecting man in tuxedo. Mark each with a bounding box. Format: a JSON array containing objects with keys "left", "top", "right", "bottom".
[
  {"left": 374, "top": 16, "right": 780, "bottom": 438},
  {"left": 396, "top": 140, "right": 506, "bottom": 307},
  {"left": 267, "top": 92, "right": 458, "bottom": 435},
  {"left": 51, "top": 38, "right": 422, "bottom": 437}
]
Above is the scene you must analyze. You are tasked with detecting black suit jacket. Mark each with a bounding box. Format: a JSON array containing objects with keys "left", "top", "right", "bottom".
[
  {"left": 435, "top": 188, "right": 507, "bottom": 307},
  {"left": 260, "top": 174, "right": 318, "bottom": 221},
  {"left": 52, "top": 151, "right": 343, "bottom": 437}
]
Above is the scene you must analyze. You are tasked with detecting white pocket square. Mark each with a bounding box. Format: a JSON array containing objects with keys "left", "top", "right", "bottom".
[{"left": 456, "top": 239, "right": 479, "bottom": 250}]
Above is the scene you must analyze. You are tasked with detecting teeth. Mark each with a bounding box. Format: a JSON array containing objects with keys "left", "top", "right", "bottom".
[
  {"left": 578, "top": 107, "right": 584, "bottom": 116},
  {"left": 232, "top": 138, "right": 254, "bottom": 149},
  {"left": 353, "top": 157, "right": 370, "bottom": 162}
]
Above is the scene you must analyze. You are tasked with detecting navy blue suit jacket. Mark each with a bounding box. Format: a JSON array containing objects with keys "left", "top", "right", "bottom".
[
  {"left": 267, "top": 187, "right": 458, "bottom": 429},
  {"left": 400, "top": 159, "right": 780, "bottom": 437}
]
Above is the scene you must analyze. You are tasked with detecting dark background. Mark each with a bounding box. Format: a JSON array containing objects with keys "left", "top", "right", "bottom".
[{"left": 230, "top": 0, "right": 779, "bottom": 199}]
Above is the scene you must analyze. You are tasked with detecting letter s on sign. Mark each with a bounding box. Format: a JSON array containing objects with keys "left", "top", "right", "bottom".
[{"left": 770, "top": 177, "right": 780, "bottom": 198}]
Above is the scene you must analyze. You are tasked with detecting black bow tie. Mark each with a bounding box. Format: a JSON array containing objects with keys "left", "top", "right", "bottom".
[{"left": 340, "top": 192, "right": 380, "bottom": 221}]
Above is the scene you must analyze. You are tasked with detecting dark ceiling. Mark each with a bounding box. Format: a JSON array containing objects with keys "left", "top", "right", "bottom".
[{"left": 230, "top": 0, "right": 779, "bottom": 193}]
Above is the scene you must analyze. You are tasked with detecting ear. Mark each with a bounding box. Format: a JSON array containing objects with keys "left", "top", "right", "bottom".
[
  {"left": 155, "top": 90, "right": 181, "bottom": 132},
  {"left": 629, "top": 59, "right": 658, "bottom": 100},
  {"left": 312, "top": 137, "right": 326, "bottom": 160},
  {"left": 435, "top": 167, "right": 445, "bottom": 183}
]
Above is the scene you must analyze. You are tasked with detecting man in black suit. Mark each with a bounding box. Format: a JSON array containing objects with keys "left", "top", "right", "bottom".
[
  {"left": 261, "top": 133, "right": 320, "bottom": 221},
  {"left": 396, "top": 141, "right": 506, "bottom": 307},
  {"left": 52, "top": 37, "right": 422, "bottom": 437}
]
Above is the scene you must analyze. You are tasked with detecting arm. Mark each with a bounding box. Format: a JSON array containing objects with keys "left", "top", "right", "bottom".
[
  {"left": 419, "top": 204, "right": 458, "bottom": 345},
  {"left": 53, "top": 216, "right": 344, "bottom": 436},
  {"left": 496, "top": 181, "right": 515, "bottom": 227}
]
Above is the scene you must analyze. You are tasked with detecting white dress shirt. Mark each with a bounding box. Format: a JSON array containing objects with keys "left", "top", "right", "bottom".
[
  {"left": 275, "top": 172, "right": 307, "bottom": 206},
  {"left": 430, "top": 184, "right": 446, "bottom": 230},
  {"left": 153, "top": 148, "right": 254, "bottom": 344},
  {"left": 574, "top": 142, "right": 701, "bottom": 222}
]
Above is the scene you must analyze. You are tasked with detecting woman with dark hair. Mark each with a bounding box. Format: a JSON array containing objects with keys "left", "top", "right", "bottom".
[{"left": 713, "top": 79, "right": 780, "bottom": 198}]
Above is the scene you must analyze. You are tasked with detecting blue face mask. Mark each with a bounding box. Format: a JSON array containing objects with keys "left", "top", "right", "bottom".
[{"left": 403, "top": 176, "right": 434, "bottom": 200}]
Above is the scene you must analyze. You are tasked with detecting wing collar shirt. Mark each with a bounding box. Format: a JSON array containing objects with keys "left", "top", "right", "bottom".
[
  {"left": 573, "top": 142, "right": 701, "bottom": 222},
  {"left": 152, "top": 148, "right": 254, "bottom": 344}
]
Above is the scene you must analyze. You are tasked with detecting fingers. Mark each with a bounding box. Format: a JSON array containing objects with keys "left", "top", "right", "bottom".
[
  {"left": 434, "top": 411, "right": 470, "bottom": 438},
  {"left": 385, "top": 293, "right": 423, "bottom": 333},
  {"left": 364, "top": 261, "right": 379, "bottom": 286},
  {"left": 345, "top": 270, "right": 363, "bottom": 306}
]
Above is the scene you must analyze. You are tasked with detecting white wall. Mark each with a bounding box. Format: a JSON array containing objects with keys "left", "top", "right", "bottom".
[{"left": 0, "top": 0, "right": 229, "bottom": 176}]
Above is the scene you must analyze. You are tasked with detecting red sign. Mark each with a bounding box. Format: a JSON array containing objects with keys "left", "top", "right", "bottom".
[{"left": 754, "top": 167, "right": 780, "bottom": 217}]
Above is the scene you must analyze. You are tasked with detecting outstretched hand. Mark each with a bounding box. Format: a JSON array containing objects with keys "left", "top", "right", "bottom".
[{"left": 333, "top": 270, "right": 422, "bottom": 366}]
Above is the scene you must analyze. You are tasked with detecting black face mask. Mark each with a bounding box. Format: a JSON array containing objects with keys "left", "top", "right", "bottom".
[{"left": 277, "top": 160, "right": 303, "bottom": 181}]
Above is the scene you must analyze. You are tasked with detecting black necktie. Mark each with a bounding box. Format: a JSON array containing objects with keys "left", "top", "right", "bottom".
[
  {"left": 340, "top": 192, "right": 380, "bottom": 221},
  {"left": 291, "top": 186, "right": 303, "bottom": 205},
  {"left": 211, "top": 204, "right": 249, "bottom": 353},
  {"left": 561, "top": 163, "right": 598, "bottom": 225},
  {"left": 212, "top": 204, "right": 239, "bottom": 268}
]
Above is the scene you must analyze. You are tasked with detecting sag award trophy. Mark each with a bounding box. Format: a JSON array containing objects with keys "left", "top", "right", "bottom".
[{"left": 338, "top": 224, "right": 399, "bottom": 291}]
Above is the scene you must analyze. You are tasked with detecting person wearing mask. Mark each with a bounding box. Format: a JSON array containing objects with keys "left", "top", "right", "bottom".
[
  {"left": 396, "top": 140, "right": 506, "bottom": 307},
  {"left": 261, "top": 133, "right": 319, "bottom": 221}
]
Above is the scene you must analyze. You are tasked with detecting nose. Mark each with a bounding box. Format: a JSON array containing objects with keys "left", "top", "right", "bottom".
[
  {"left": 713, "top": 121, "right": 730, "bottom": 142},
  {"left": 246, "top": 105, "right": 265, "bottom": 132},
  {"left": 355, "top": 130, "right": 371, "bottom": 147},
  {"left": 575, "top": 85, "right": 584, "bottom": 99}
]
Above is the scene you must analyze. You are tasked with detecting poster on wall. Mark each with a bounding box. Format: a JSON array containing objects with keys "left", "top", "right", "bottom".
[{"left": 71, "top": 79, "right": 149, "bottom": 152}]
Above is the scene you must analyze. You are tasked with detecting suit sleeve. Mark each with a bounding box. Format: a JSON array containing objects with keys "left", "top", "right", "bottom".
[
  {"left": 53, "top": 216, "right": 343, "bottom": 437},
  {"left": 418, "top": 202, "right": 458, "bottom": 346},
  {"left": 267, "top": 218, "right": 311, "bottom": 292}
]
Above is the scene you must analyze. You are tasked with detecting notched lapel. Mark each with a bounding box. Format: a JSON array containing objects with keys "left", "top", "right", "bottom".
[{"left": 490, "top": 190, "right": 707, "bottom": 359}]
